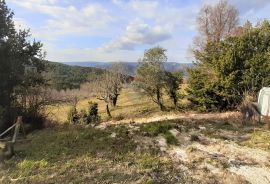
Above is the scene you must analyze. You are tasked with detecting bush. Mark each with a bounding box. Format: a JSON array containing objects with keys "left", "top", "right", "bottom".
[
  {"left": 238, "top": 93, "right": 257, "bottom": 122},
  {"left": 86, "top": 101, "right": 100, "bottom": 124},
  {"left": 67, "top": 106, "right": 79, "bottom": 124},
  {"left": 164, "top": 132, "right": 178, "bottom": 145},
  {"left": 78, "top": 109, "right": 88, "bottom": 124},
  {"left": 67, "top": 101, "right": 100, "bottom": 125},
  {"left": 141, "top": 123, "right": 173, "bottom": 137}
]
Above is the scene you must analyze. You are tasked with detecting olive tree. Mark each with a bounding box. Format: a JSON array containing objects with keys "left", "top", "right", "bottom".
[{"left": 134, "top": 47, "right": 167, "bottom": 111}]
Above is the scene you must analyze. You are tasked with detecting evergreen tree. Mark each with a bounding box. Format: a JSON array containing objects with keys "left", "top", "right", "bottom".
[
  {"left": 188, "top": 21, "right": 270, "bottom": 111},
  {"left": 0, "top": 0, "right": 44, "bottom": 131}
]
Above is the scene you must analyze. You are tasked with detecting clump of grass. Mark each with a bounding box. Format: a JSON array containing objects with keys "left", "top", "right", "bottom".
[
  {"left": 136, "top": 153, "right": 160, "bottom": 169},
  {"left": 113, "top": 114, "right": 125, "bottom": 121},
  {"left": 241, "top": 130, "right": 270, "bottom": 150},
  {"left": 202, "top": 129, "right": 228, "bottom": 140},
  {"left": 140, "top": 122, "right": 173, "bottom": 137},
  {"left": 140, "top": 122, "right": 178, "bottom": 145},
  {"left": 17, "top": 159, "right": 48, "bottom": 176},
  {"left": 164, "top": 132, "right": 178, "bottom": 145}
]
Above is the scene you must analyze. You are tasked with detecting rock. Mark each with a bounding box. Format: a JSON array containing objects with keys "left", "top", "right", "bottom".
[
  {"left": 156, "top": 136, "right": 167, "bottom": 152},
  {"left": 169, "top": 129, "right": 180, "bottom": 137},
  {"left": 110, "top": 132, "right": 116, "bottom": 138},
  {"left": 199, "top": 126, "right": 206, "bottom": 130}
]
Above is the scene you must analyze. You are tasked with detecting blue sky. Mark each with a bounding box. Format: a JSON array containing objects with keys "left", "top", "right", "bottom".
[{"left": 6, "top": 0, "right": 270, "bottom": 63}]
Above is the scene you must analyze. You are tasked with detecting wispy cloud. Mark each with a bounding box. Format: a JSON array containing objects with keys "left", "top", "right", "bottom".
[{"left": 7, "top": 0, "right": 270, "bottom": 62}]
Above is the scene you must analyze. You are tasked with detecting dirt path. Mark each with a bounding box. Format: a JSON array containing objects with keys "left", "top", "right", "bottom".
[{"left": 98, "top": 111, "right": 241, "bottom": 128}]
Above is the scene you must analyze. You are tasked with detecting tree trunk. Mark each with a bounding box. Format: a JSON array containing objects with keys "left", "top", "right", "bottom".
[
  {"left": 111, "top": 94, "right": 119, "bottom": 107},
  {"left": 156, "top": 88, "right": 165, "bottom": 111},
  {"left": 106, "top": 104, "right": 112, "bottom": 118},
  {"left": 171, "top": 92, "right": 177, "bottom": 108},
  {"left": 173, "top": 97, "right": 177, "bottom": 108}
]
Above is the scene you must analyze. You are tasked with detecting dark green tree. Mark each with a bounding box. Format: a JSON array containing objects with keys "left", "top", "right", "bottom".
[
  {"left": 0, "top": 0, "right": 44, "bottom": 131},
  {"left": 188, "top": 20, "right": 270, "bottom": 111},
  {"left": 164, "top": 71, "right": 183, "bottom": 108}
]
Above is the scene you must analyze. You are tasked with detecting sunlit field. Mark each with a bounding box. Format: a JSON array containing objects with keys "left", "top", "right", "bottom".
[{"left": 46, "top": 87, "right": 175, "bottom": 123}]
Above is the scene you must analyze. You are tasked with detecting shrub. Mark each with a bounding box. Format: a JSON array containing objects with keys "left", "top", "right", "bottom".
[
  {"left": 78, "top": 109, "right": 88, "bottom": 124},
  {"left": 141, "top": 123, "right": 173, "bottom": 137},
  {"left": 141, "top": 122, "right": 178, "bottom": 145},
  {"left": 238, "top": 93, "right": 257, "bottom": 122},
  {"left": 86, "top": 101, "right": 100, "bottom": 124},
  {"left": 67, "top": 106, "right": 79, "bottom": 124}
]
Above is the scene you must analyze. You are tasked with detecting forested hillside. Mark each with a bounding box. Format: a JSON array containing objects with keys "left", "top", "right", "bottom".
[
  {"left": 44, "top": 61, "right": 104, "bottom": 90},
  {"left": 64, "top": 61, "right": 193, "bottom": 76}
]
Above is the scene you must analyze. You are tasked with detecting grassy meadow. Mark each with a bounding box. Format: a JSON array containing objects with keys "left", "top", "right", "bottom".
[{"left": 46, "top": 86, "right": 189, "bottom": 124}]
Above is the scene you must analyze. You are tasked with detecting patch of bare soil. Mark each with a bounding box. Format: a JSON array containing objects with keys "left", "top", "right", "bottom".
[{"left": 119, "top": 113, "right": 270, "bottom": 184}]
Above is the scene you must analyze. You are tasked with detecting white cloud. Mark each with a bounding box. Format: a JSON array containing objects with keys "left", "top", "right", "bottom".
[
  {"left": 8, "top": 0, "right": 270, "bottom": 63},
  {"left": 102, "top": 19, "right": 171, "bottom": 51},
  {"left": 10, "top": 0, "right": 114, "bottom": 39},
  {"left": 44, "top": 42, "right": 142, "bottom": 62}
]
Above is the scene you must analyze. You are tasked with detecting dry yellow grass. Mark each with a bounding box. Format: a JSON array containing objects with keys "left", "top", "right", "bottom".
[{"left": 46, "top": 87, "right": 171, "bottom": 123}]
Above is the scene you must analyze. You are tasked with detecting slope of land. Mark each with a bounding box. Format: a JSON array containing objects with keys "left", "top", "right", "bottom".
[
  {"left": 1, "top": 115, "right": 269, "bottom": 183},
  {"left": 2, "top": 87, "right": 270, "bottom": 184}
]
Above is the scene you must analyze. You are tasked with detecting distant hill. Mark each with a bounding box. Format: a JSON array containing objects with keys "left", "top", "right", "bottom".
[
  {"left": 44, "top": 61, "right": 104, "bottom": 90},
  {"left": 63, "top": 61, "right": 193, "bottom": 75}
]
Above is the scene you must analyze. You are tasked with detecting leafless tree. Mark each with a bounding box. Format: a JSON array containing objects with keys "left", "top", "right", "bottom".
[
  {"left": 93, "top": 63, "right": 126, "bottom": 117},
  {"left": 108, "top": 63, "right": 126, "bottom": 107},
  {"left": 196, "top": 0, "right": 239, "bottom": 44}
]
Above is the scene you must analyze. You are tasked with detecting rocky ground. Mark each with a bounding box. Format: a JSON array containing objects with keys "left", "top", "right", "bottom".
[{"left": 1, "top": 112, "right": 270, "bottom": 183}]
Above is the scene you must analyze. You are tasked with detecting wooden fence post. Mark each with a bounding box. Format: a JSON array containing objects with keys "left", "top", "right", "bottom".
[{"left": 12, "top": 116, "right": 22, "bottom": 143}]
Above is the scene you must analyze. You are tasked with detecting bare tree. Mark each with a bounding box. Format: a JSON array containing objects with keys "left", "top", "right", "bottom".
[
  {"left": 196, "top": 0, "right": 239, "bottom": 43},
  {"left": 93, "top": 63, "right": 126, "bottom": 117},
  {"left": 108, "top": 63, "right": 126, "bottom": 107}
]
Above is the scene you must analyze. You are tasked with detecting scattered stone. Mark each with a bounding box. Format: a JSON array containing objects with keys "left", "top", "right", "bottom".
[
  {"left": 156, "top": 136, "right": 167, "bottom": 152},
  {"left": 199, "top": 126, "right": 206, "bottom": 130},
  {"left": 110, "top": 132, "right": 116, "bottom": 138},
  {"left": 169, "top": 129, "right": 180, "bottom": 137}
]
